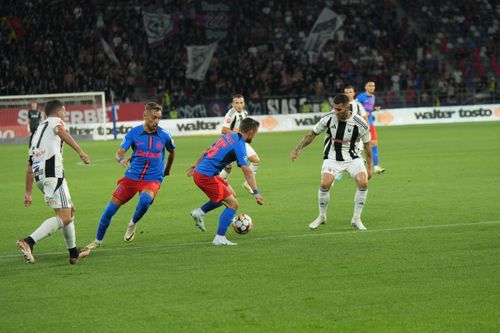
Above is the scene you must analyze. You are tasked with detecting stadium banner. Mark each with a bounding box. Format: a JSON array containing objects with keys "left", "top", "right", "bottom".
[
  {"left": 142, "top": 11, "right": 178, "bottom": 47},
  {"left": 304, "top": 7, "right": 344, "bottom": 63},
  {"left": 2, "top": 104, "right": 499, "bottom": 140},
  {"left": 195, "top": 0, "right": 232, "bottom": 40},
  {"left": 185, "top": 42, "right": 218, "bottom": 80},
  {"left": 373, "top": 104, "right": 500, "bottom": 126}
]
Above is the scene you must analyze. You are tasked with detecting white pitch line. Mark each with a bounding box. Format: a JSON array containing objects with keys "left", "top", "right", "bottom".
[{"left": 2, "top": 220, "right": 500, "bottom": 260}]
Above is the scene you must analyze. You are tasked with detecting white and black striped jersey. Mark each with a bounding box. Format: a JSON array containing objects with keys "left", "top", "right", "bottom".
[
  {"left": 221, "top": 108, "right": 248, "bottom": 131},
  {"left": 312, "top": 112, "right": 371, "bottom": 161},
  {"left": 29, "top": 117, "right": 65, "bottom": 179},
  {"left": 350, "top": 100, "right": 367, "bottom": 119}
]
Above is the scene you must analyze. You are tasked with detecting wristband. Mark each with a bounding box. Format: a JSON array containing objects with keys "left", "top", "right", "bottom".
[
  {"left": 253, "top": 189, "right": 260, "bottom": 195},
  {"left": 118, "top": 157, "right": 124, "bottom": 163}
]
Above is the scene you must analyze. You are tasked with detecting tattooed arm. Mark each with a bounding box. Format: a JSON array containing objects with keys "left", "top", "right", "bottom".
[{"left": 290, "top": 131, "right": 318, "bottom": 161}]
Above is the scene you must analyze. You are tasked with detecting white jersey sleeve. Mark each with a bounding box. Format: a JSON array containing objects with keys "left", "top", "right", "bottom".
[{"left": 312, "top": 113, "right": 332, "bottom": 134}]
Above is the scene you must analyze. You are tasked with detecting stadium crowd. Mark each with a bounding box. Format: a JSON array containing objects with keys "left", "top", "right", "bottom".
[{"left": 0, "top": 0, "right": 498, "bottom": 107}]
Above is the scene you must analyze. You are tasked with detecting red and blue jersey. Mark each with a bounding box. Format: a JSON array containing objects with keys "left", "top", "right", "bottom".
[
  {"left": 196, "top": 133, "right": 249, "bottom": 177},
  {"left": 120, "top": 125, "right": 176, "bottom": 182},
  {"left": 356, "top": 92, "right": 376, "bottom": 125}
]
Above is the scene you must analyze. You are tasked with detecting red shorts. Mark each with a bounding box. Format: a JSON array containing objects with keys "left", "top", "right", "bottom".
[
  {"left": 369, "top": 125, "right": 378, "bottom": 141},
  {"left": 112, "top": 177, "right": 161, "bottom": 204},
  {"left": 193, "top": 171, "right": 232, "bottom": 203}
]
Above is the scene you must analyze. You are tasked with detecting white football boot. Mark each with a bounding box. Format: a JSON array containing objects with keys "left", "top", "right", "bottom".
[
  {"left": 374, "top": 165, "right": 386, "bottom": 174},
  {"left": 351, "top": 217, "right": 367, "bottom": 231},
  {"left": 308, "top": 216, "right": 326, "bottom": 230},
  {"left": 212, "top": 235, "right": 237, "bottom": 246},
  {"left": 124, "top": 222, "right": 137, "bottom": 242},
  {"left": 191, "top": 208, "right": 206, "bottom": 232}
]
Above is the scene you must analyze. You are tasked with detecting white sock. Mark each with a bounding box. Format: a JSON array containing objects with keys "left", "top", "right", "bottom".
[
  {"left": 30, "top": 216, "right": 63, "bottom": 243},
  {"left": 249, "top": 162, "right": 259, "bottom": 174},
  {"left": 354, "top": 188, "right": 368, "bottom": 218},
  {"left": 62, "top": 219, "right": 76, "bottom": 249},
  {"left": 128, "top": 219, "right": 135, "bottom": 226},
  {"left": 219, "top": 169, "right": 229, "bottom": 179},
  {"left": 318, "top": 188, "right": 330, "bottom": 218}
]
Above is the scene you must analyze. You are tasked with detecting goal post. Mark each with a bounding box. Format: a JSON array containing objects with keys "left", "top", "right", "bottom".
[{"left": 0, "top": 91, "right": 108, "bottom": 143}]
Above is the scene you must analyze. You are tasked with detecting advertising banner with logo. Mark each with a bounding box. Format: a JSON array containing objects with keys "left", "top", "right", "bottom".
[
  {"left": 2, "top": 103, "right": 499, "bottom": 141},
  {"left": 373, "top": 104, "right": 500, "bottom": 126}
]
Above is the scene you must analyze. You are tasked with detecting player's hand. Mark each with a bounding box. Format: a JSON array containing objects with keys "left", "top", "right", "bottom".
[
  {"left": 290, "top": 149, "right": 300, "bottom": 161},
  {"left": 255, "top": 194, "right": 264, "bottom": 205},
  {"left": 186, "top": 165, "right": 196, "bottom": 177},
  {"left": 24, "top": 193, "right": 32, "bottom": 207},
  {"left": 375, "top": 106, "right": 381, "bottom": 112},
  {"left": 79, "top": 152, "right": 91, "bottom": 164},
  {"left": 367, "top": 166, "right": 373, "bottom": 180},
  {"left": 119, "top": 157, "right": 131, "bottom": 168}
]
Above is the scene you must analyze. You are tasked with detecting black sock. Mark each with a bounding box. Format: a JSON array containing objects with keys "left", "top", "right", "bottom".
[
  {"left": 24, "top": 237, "right": 35, "bottom": 249},
  {"left": 68, "top": 247, "right": 79, "bottom": 258}
]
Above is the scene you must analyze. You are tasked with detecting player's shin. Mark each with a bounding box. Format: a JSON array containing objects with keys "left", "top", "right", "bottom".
[
  {"left": 201, "top": 200, "right": 223, "bottom": 213},
  {"left": 372, "top": 146, "right": 379, "bottom": 166},
  {"left": 62, "top": 219, "right": 76, "bottom": 249},
  {"left": 318, "top": 188, "right": 330, "bottom": 218},
  {"left": 353, "top": 188, "right": 368, "bottom": 218},
  {"left": 216, "top": 207, "right": 237, "bottom": 236},
  {"left": 30, "top": 216, "right": 64, "bottom": 242},
  {"left": 132, "top": 192, "right": 153, "bottom": 224},
  {"left": 96, "top": 202, "right": 119, "bottom": 241}
]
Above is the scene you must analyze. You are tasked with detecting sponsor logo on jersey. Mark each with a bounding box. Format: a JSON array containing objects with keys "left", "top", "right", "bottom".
[{"left": 136, "top": 149, "right": 161, "bottom": 159}]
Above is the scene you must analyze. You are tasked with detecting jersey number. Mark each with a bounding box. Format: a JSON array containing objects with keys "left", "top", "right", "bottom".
[{"left": 206, "top": 138, "right": 228, "bottom": 158}]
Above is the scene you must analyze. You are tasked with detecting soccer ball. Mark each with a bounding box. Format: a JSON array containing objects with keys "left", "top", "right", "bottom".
[{"left": 232, "top": 213, "right": 253, "bottom": 235}]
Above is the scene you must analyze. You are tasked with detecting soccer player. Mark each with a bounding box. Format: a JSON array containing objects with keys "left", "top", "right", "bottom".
[
  {"left": 356, "top": 81, "right": 385, "bottom": 173},
  {"left": 187, "top": 118, "right": 264, "bottom": 246},
  {"left": 27, "top": 102, "right": 42, "bottom": 146},
  {"left": 290, "top": 94, "right": 372, "bottom": 230},
  {"left": 17, "top": 100, "right": 91, "bottom": 264},
  {"left": 79, "top": 102, "right": 175, "bottom": 256},
  {"left": 218, "top": 94, "right": 260, "bottom": 194}
]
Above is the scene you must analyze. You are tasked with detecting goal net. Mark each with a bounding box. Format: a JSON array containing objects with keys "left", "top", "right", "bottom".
[{"left": 0, "top": 91, "right": 107, "bottom": 143}]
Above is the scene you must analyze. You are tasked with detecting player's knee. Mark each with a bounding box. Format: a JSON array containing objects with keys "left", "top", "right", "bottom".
[
  {"left": 249, "top": 155, "right": 260, "bottom": 164},
  {"left": 371, "top": 140, "right": 378, "bottom": 146},
  {"left": 320, "top": 184, "right": 331, "bottom": 191}
]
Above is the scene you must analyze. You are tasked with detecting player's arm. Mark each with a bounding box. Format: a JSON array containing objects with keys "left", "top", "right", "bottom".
[
  {"left": 115, "top": 147, "right": 131, "bottom": 167},
  {"left": 55, "top": 125, "right": 90, "bottom": 164},
  {"left": 221, "top": 127, "right": 233, "bottom": 135},
  {"left": 363, "top": 140, "right": 373, "bottom": 180},
  {"left": 241, "top": 165, "right": 264, "bottom": 205},
  {"left": 291, "top": 131, "right": 318, "bottom": 161},
  {"left": 24, "top": 161, "right": 34, "bottom": 207},
  {"left": 186, "top": 148, "right": 208, "bottom": 177},
  {"left": 164, "top": 149, "right": 175, "bottom": 176}
]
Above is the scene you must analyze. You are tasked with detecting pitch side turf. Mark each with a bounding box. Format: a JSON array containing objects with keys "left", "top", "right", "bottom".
[{"left": 1, "top": 121, "right": 499, "bottom": 332}]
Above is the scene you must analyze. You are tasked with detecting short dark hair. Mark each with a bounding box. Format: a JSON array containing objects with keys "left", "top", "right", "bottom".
[
  {"left": 144, "top": 101, "right": 162, "bottom": 114},
  {"left": 333, "top": 94, "right": 349, "bottom": 105},
  {"left": 232, "top": 94, "right": 244, "bottom": 100},
  {"left": 344, "top": 84, "right": 354, "bottom": 90},
  {"left": 44, "top": 100, "right": 64, "bottom": 116},
  {"left": 240, "top": 117, "right": 260, "bottom": 133}
]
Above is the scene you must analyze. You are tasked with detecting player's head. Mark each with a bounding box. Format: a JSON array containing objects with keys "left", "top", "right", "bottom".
[
  {"left": 143, "top": 102, "right": 162, "bottom": 132},
  {"left": 232, "top": 94, "right": 245, "bottom": 113},
  {"left": 239, "top": 117, "right": 260, "bottom": 143},
  {"left": 31, "top": 102, "right": 37, "bottom": 110},
  {"left": 344, "top": 85, "right": 355, "bottom": 101},
  {"left": 332, "top": 94, "right": 350, "bottom": 121},
  {"left": 365, "top": 81, "right": 376, "bottom": 95},
  {"left": 45, "top": 100, "right": 65, "bottom": 118}
]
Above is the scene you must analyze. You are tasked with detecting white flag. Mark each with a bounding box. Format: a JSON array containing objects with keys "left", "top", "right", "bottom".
[
  {"left": 304, "top": 8, "right": 344, "bottom": 63},
  {"left": 143, "top": 11, "right": 176, "bottom": 47},
  {"left": 100, "top": 37, "right": 119, "bottom": 65},
  {"left": 185, "top": 42, "right": 218, "bottom": 81}
]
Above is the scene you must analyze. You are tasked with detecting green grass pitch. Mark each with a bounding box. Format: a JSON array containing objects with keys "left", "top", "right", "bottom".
[{"left": 1, "top": 121, "right": 499, "bottom": 332}]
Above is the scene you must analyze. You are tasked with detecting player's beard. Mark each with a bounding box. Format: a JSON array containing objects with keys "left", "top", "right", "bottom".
[{"left": 245, "top": 137, "right": 253, "bottom": 143}]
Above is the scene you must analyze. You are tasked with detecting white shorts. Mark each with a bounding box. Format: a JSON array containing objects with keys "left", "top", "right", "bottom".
[
  {"left": 321, "top": 158, "right": 367, "bottom": 179},
  {"left": 36, "top": 177, "right": 72, "bottom": 209},
  {"left": 245, "top": 143, "right": 257, "bottom": 157},
  {"left": 225, "top": 143, "right": 257, "bottom": 169}
]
